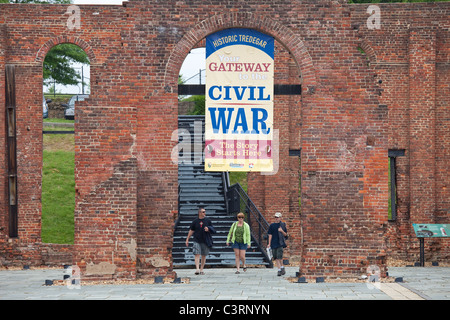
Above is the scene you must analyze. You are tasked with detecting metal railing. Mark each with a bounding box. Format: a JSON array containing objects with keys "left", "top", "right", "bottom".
[{"left": 225, "top": 182, "right": 273, "bottom": 267}]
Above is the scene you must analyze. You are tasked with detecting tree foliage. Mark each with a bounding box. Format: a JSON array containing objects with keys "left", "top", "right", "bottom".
[{"left": 44, "top": 44, "right": 90, "bottom": 86}]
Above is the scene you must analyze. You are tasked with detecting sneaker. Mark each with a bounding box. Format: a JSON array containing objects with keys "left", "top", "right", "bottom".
[
  {"left": 277, "top": 270, "right": 282, "bottom": 276},
  {"left": 281, "top": 268, "right": 286, "bottom": 275}
]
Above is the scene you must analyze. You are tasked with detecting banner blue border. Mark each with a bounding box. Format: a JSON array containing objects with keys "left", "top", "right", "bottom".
[{"left": 206, "top": 28, "right": 274, "bottom": 59}]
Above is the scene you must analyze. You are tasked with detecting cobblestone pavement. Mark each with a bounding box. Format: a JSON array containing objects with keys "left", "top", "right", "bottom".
[{"left": 0, "top": 266, "right": 448, "bottom": 300}]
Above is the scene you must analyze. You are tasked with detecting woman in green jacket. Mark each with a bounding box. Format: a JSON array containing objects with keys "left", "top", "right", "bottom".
[{"left": 226, "top": 212, "right": 251, "bottom": 274}]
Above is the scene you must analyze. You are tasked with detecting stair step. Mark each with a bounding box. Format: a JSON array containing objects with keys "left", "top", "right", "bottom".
[
  {"left": 173, "top": 115, "right": 269, "bottom": 268},
  {"left": 177, "top": 212, "right": 228, "bottom": 217},
  {"left": 176, "top": 216, "right": 234, "bottom": 221},
  {"left": 177, "top": 210, "right": 227, "bottom": 214},
  {"left": 179, "top": 197, "right": 225, "bottom": 200}
]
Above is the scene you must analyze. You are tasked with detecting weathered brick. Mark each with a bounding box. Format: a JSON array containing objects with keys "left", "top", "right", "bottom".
[{"left": 0, "top": 0, "right": 448, "bottom": 279}]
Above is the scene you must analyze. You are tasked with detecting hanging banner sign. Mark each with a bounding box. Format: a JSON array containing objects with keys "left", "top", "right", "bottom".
[{"left": 205, "top": 28, "right": 274, "bottom": 172}]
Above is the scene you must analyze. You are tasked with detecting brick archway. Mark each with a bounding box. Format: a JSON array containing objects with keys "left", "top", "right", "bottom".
[
  {"left": 358, "top": 40, "right": 377, "bottom": 65},
  {"left": 164, "top": 12, "right": 313, "bottom": 270},
  {"left": 35, "top": 36, "right": 97, "bottom": 65},
  {"left": 164, "top": 12, "right": 317, "bottom": 94}
]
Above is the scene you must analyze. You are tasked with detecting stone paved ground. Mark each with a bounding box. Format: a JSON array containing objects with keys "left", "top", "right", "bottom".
[{"left": 0, "top": 266, "right": 448, "bottom": 301}]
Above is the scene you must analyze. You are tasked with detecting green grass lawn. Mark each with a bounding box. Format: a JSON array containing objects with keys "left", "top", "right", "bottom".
[
  {"left": 42, "top": 145, "right": 75, "bottom": 244},
  {"left": 229, "top": 171, "right": 248, "bottom": 193},
  {"left": 43, "top": 118, "right": 75, "bottom": 124}
]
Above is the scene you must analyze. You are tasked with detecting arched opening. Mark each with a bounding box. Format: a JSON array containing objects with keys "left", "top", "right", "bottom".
[
  {"left": 179, "top": 47, "right": 205, "bottom": 114},
  {"left": 173, "top": 25, "right": 303, "bottom": 267},
  {"left": 41, "top": 43, "right": 90, "bottom": 244},
  {"left": 177, "top": 45, "right": 251, "bottom": 193}
]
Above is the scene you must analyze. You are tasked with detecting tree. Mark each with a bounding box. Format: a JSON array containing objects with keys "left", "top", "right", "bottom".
[{"left": 44, "top": 44, "right": 90, "bottom": 86}]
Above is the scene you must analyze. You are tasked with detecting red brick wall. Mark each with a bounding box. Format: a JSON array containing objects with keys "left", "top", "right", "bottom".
[
  {"left": 0, "top": 0, "right": 448, "bottom": 279},
  {"left": 74, "top": 106, "right": 138, "bottom": 280},
  {"left": 352, "top": 3, "right": 450, "bottom": 264}
]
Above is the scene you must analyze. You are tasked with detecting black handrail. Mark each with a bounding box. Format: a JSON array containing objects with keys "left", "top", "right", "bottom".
[
  {"left": 174, "top": 181, "right": 181, "bottom": 230},
  {"left": 226, "top": 183, "right": 273, "bottom": 267}
]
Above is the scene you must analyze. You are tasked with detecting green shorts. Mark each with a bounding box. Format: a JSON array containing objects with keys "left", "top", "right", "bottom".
[{"left": 272, "top": 247, "right": 284, "bottom": 260}]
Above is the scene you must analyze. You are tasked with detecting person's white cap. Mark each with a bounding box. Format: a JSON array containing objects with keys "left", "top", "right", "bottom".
[{"left": 274, "top": 212, "right": 282, "bottom": 218}]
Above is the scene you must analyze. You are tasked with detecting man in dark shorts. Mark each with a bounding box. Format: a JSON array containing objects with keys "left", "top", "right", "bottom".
[
  {"left": 185, "top": 207, "right": 215, "bottom": 275},
  {"left": 267, "top": 212, "right": 288, "bottom": 276}
]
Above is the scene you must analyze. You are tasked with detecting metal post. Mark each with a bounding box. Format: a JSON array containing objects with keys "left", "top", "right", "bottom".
[
  {"left": 420, "top": 237, "right": 425, "bottom": 267},
  {"left": 81, "top": 65, "right": 85, "bottom": 94},
  {"left": 5, "top": 65, "right": 18, "bottom": 238},
  {"left": 389, "top": 156, "right": 397, "bottom": 220}
]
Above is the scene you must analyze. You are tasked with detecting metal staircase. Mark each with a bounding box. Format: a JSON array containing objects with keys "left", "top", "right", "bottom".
[{"left": 172, "top": 115, "right": 271, "bottom": 268}]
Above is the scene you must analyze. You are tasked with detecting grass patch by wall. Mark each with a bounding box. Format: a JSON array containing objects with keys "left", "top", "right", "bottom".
[{"left": 42, "top": 132, "right": 75, "bottom": 244}]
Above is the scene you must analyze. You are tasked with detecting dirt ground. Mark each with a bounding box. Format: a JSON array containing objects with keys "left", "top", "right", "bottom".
[{"left": 43, "top": 130, "right": 74, "bottom": 152}]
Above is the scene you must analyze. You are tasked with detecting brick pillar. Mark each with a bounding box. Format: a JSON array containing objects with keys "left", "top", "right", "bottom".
[
  {"left": 0, "top": 24, "right": 7, "bottom": 236},
  {"left": 408, "top": 27, "right": 436, "bottom": 225},
  {"left": 74, "top": 106, "right": 138, "bottom": 280},
  {"left": 15, "top": 64, "right": 44, "bottom": 245},
  {"left": 435, "top": 31, "right": 450, "bottom": 260}
]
